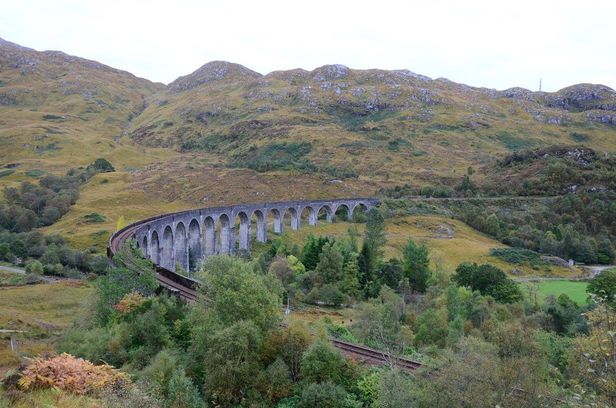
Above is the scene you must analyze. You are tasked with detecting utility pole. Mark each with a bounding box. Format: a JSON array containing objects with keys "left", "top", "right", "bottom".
[{"left": 539, "top": 78, "right": 542, "bottom": 92}]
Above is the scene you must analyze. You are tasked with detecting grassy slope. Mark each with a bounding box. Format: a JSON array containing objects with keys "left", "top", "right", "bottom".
[
  {"left": 0, "top": 281, "right": 93, "bottom": 376},
  {"left": 42, "top": 171, "right": 192, "bottom": 248},
  {"left": 281, "top": 215, "right": 574, "bottom": 277}
]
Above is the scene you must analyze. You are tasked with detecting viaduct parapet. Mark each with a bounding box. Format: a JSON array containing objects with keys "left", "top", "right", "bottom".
[{"left": 109, "top": 198, "right": 379, "bottom": 274}]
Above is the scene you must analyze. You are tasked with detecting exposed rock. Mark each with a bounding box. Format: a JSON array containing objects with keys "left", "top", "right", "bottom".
[{"left": 169, "top": 61, "right": 262, "bottom": 92}]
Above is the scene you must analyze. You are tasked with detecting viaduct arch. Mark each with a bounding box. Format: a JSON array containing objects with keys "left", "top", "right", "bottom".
[{"left": 109, "top": 198, "right": 378, "bottom": 276}]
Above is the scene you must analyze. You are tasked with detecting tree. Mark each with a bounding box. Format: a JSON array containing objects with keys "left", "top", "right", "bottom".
[
  {"left": 380, "top": 258, "right": 403, "bottom": 290},
  {"left": 485, "top": 213, "right": 500, "bottom": 236},
  {"left": 452, "top": 262, "right": 522, "bottom": 303},
  {"left": 315, "top": 243, "right": 344, "bottom": 285},
  {"left": 340, "top": 252, "right": 360, "bottom": 297},
  {"left": 261, "top": 358, "right": 293, "bottom": 402},
  {"left": 364, "top": 208, "right": 386, "bottom": 260},
  {"left": 402, "top": 239, "right": 431, "bottom": 293},
  {"left": 587, "top": 269, "right": 616, "bottom": 308},
  {"left": 377, "top": 369, "right": 414, "bottom": 408},
  {"left": 300, "top": 234, "right": 333, "bottom": 271},
  {"left": 116, "top": 215, "right": 127, "bottom": 231},
  {"left": 87, "top": 158, "right": 115, "bottom": 173},
  {"left": 166, "top": 368, "right": 205, "bottom": 408},
  {"left": 202, "top": 320, "right": 263, "bottom": 406},
  {"left": 197, "top": 256, "right": 281, "bottom": 331},
  {"left": 25, "top": 260, "right": 43, "bottom": 275},
  {"left": 597, "top": 239, "right": 615, "bottom": 264},
  {"left": 299, "top": 382, "right": 349, "bottom": 408},
  {"left": 301, "top": 340, "right": 352, "bottom": 385},
  {"left": 269, "top": 256, "right": 294, "bottom": 286},
  {"left": 94, "top": 245, "right": 158, "bottom": 324},
  {"left": 569, "top": 299, "right": 616, "bottom": 405}
]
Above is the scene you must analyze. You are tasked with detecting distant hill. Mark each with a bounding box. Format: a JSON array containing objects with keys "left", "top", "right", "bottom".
[
  {"left": 128, "top": 60, "right": 616, "bottom": 185},
  {"left": 0, "top": 37, "right": 615, "bottom": 249},
  {"left": 0, "top": 37, "right": 167, "bottom": 172}
]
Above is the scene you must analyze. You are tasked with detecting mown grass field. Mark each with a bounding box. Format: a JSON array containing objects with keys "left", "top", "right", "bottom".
[
  {"left": 0, "top": 281, "right": 93, "bottom": 377},
  {"left": 524, "top": 280, "right": 589, "bottom": 305}
]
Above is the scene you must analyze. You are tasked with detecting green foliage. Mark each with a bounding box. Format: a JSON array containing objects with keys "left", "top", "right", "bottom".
[
  {"left": 0, "top": 159, "right": 113, "bottom": 232},
  {"left": 86, "top": 158, "right": 115, "bottom": 173},
  {"left": 261, "top": 358, "right": 293, "bottom": 402},
  {"left": 197, "top": 255, "right": 281, "bottom": 331},
  {"left": 300, "top": 234, "right": 333, "bottom": 271},
  {"left": 0, "top": 169, "right": 15, "bottom": 178},
  {"left": 418, "top": 184, "right": 452, "bottom": 198},
  {"left": 453, "top": 262, "right": 522, "bottom": 303},
  {"left": 301, "top": 341, "right": 353, "bottom": 386},
  {"left": 315, "top": 242, "right": 344, "bottom": 285},
  {"left": 495, "top": 130, "right": 537, "bottom": 150},
  {"left": 377, "top": 369, "right": 414, "bottom": 408},
  {"left": 25, "top": 260, "right": 43, "bottom": 275},
  {"left": 94, "top": 244, "right": 158, "bottom": 324},
  {"left": 165, "top": 368, "right": 205, "bottom": 408},
  {"left": 201, "top": 320, "right": 263, "bottom": 406},
  {"left": 402, "top": 239, "right": 431, "bottom": 293},
  {"left": 234, "top": 141, "right": 315, "bottom": 172},
  {"left": 587, "top": 269, "right": 616, "bottom": 308},
  {"left": 379, "top": 258, "right": 403, "bottom": 290},
  {"left": 299, "top": 382, "right": 349, "bottom": 408},
  {"left": 83, "top": 212, "right": 106, "bottom": 223},
  {"left": 490, "top": 247, "right": 547, "bottom": 267}
]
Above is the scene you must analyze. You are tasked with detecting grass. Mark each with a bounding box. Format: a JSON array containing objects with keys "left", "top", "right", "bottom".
[
  {"left": 0, "top": 389, "right": 99, "bottom": 408},
  {"left": 281, "top": 214, "right": 575, "bottom": 276},
  {"left": 524, "top": 280, "right": 589, "bottom": 305},
  {"left": 0, "top": 270, "right": 43, "bottom": 286},
  {"left": 0, "top": 281, "right": 93, "bottom": 376}
]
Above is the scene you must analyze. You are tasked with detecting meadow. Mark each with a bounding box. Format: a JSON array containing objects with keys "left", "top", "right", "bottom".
[
  {"left": 524, "top": 280, "right": 589, "bottom": 305},
  {"left": 0, "top": 281, "right": 93, "bottom": 377}
]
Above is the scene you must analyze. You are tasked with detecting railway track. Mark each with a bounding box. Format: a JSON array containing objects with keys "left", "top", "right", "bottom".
[
  {"left": 331, "top": 339, "right": 422, "bottom": 371},
  {"left": 108, "top": 221, "right": 422, "bottom": 372}
]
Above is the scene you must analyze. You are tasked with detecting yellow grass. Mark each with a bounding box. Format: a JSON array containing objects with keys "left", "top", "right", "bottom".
[
  {"left": 0, "top": 388, "right": 99, "bottom": 408},
  {"left": 42, "top": 172, "right": 192, "bottom": 249},
  {"left": 282, "top": 215, "right": 575, "bottom": 277},
  {"left": 0, "top": 281, "right": 93, "bottom": 376}
]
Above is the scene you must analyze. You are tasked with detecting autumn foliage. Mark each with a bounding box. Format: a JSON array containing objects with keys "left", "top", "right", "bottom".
[{"left": 17, "top": 353, "right": 130, "bottom": 395}]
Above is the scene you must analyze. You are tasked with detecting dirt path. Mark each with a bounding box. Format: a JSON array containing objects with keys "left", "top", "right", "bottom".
[
  {"left": 0, "top": 265, "right": 57, "bottom": 283},
  {"left": 514, "top": 265, "right": 614, "bottom": 282}
]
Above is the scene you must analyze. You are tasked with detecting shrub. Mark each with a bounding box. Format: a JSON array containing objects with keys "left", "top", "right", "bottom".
[
  {"left": 490, "top": 247, "right": 547, "bottom": 267},
  {"left": 234, "top": 142, "right": 314, "bottom": 172},
  {"left": 299, "top": 382, "right": 348, "bottom": 408},
  {"left": 87, "top": 158, "right": 115, "bottom": 173},
  {"left": 25, "top": 260, "right": 43, "bottom": 275},
  {"left": 17, "top": 353, "right": 130, "bottom": 395}
]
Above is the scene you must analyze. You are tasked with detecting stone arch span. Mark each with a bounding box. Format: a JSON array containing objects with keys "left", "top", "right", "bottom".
[
  {"left": 188, "top": 219, "right": 201, "bottom": 271},
  {"left": 161, "top": 226, "right": 174, "bottom": 270},
  {"left": 108, "top": 197, "right": 379, "bottom": 277}
]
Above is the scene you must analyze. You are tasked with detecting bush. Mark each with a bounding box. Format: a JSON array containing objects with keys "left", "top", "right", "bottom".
[
  {"left": 452, "top": 263, "right": 522, "bottom": 303},
  {"left": 490, "top": 247, "right": 547, "bottom": 267},
  {"left": 17, "top": 353, "right": 130, "bottom": 395},
  {"left": 87, "top": 158, "right": 115, "bottom": 173},
  {"left": 25, "top": 260, "right": 43, "bottom": 275},
  {"left": 299, "top": 382, "right": 349, "bottom": 408},
  {"left": 234, "top": 142, "right": 315, "bottom": 172}
]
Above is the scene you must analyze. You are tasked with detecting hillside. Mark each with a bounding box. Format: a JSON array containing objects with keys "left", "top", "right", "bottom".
[
  {"left": 0, "top": 38, "right": 615, "bottom": 247},
  {"left": 129, "top": 61, "right": 616, "bottom": 187},
  {"left": 0, "top": 38, "right": 176, "bottom": 179}
]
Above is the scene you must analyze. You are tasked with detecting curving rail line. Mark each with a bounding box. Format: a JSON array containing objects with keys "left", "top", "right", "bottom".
[{"left": 107, "top": 204, "right": 422, "bottom": 371}]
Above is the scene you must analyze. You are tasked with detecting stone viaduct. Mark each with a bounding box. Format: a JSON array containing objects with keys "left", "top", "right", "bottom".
[{"left": 113, "top": 198, "right": 379, "bottom": 273}]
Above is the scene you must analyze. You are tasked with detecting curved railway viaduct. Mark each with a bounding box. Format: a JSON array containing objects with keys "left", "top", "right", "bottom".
[
  {"left": 109, "top": 197, "right": 379, "bottom": 276},
  {"left": 107, "top": 197, "right": 428, "bottom": 371}
]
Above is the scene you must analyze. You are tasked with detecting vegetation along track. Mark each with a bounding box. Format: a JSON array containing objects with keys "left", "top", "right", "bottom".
[{"left": 107, "top": 205, "right": 422, "bottom": 371}]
